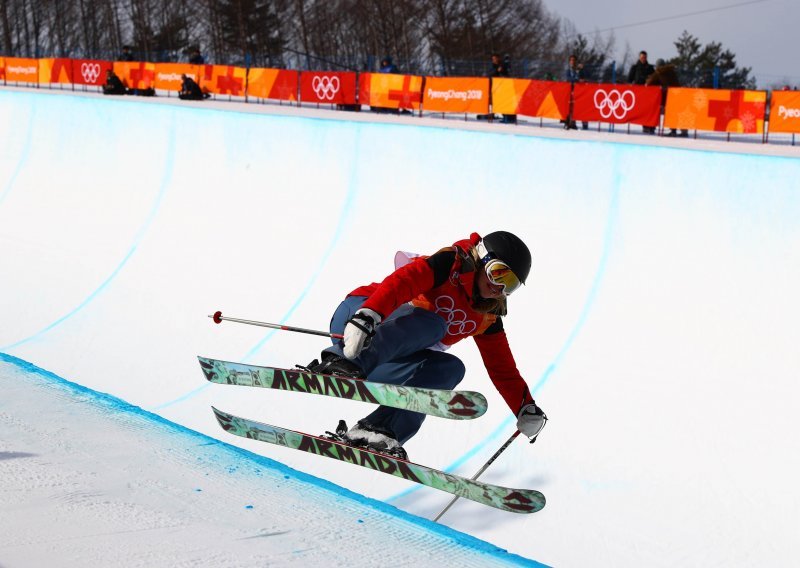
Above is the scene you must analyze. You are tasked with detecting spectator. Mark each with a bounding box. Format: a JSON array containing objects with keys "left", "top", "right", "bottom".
[
  {"left": 104, "top": 66, "right": 154, "bottom": 97},
  {"left": 371, "top": 55, "right": 411, "bottom": 115},
  {"left": 379, "top": 56, "right": 398, "bottom": 74},
  {"left": 102, "top": 70, "right": 127, "bottom": 95},
  {"left": 490, "top": 53, "right": 510, "bottom": 77},
  {"left": 178, "top": 74, "right": 208, "bottom": 100},
  {"left": 646, "top": 59, "right": 689, "bottom": 137},
  {"left": 628, "top": 50, "right": 657, "bottom": 134},
  {"left": 628, "top": 50, "right": 655, "bottom": 85},
  {"left": 370, "top": 56, "right": 398, "bottom": 114},
  {"left": 564, "top": 54, "right": 589, "bottom": 130},
  {"left": 489, "top": 53, "right": 517, "bottom": 124},
  {"left": 188, "top": 48, "right": 205, "bottom": 65},
  {"left": 120, "top": 46, "right": 134, "bottom": 62}
]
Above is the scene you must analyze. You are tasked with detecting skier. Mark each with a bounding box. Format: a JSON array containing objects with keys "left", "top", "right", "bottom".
[{"left": 306, "top": 231, "right": 547, "bottom": 459}]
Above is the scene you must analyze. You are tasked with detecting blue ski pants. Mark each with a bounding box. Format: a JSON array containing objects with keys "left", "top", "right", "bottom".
[{"left": 324, "top": 295, "right": 465, "bottom": 444}]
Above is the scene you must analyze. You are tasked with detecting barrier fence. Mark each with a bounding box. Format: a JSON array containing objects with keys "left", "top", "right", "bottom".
[{"left": 1, "top": 56, "right": 798, "bottom": 141}]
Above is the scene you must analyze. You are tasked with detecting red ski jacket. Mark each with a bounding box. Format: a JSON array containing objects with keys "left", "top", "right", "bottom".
[{"left": 348, "top": 234, "right": 533, "bottom": 414}]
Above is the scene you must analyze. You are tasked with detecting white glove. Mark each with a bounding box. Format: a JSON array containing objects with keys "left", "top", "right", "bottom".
[
  {"left": 343, "top": 308, "right": 381, "bottom": 359},
  {"left": 517, "top": 403, "right": 547, "bottom": 440}
]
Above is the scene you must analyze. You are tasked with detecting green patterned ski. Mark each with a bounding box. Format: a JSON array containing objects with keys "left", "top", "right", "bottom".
[
  {"left": 199, "top": 356, "right": 487, "bottom": 420},
  {"left": 211, "top": 406, "right": 545, "bottom": 514}
]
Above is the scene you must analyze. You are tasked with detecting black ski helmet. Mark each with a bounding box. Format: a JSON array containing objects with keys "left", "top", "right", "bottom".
[{"left": 481, "top": 231, "right": 532, "bottom": 284}]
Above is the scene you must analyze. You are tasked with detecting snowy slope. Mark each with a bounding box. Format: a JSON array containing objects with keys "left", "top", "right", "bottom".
[
  {"left": 0, "top": 354, "right": 541, "bottom": 567},
  {"left": 1, "top": 87, "right": 799, "bottom": 566}
]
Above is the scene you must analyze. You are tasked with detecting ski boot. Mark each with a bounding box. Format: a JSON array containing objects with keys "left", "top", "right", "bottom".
[
  {"left": 299, "top": 351, "right": 366, "bottom": 380},
  {"left": 324, "top": 419, "right": 408, "bottom": 461}
]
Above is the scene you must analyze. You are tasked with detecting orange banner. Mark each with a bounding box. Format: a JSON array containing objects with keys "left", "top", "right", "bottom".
[
  {"left": 200, "top": 65, "right": 246, "bottom": 97},
  {"left": 113, "top": 61, "right": 156, "bottom": 89},
  {"left": 38, "top": 58, "right": 73, "bottom": 84},
  {"left": 664, "top": 87, "right": 766, "bottom": 133},
  {"left": 4, "top": 57, "right": 39, "bottom": 83},
  {"left": 767, "top": 91, "right": 800, "bottom": 134},
  {"left": 247, "top": 68, "right": 299, "bottom": 101},
  {"left": 0, "top": 57, "right": 5, "bottom": 82},
  {"left": 154, "top": 63, "right": 202, "bottom": 91},
  {"left": 492, "top": 78, "right": 570, "bottom": 119},
  {"left": 359, "top": 72, "right": 423, "bottom": 110},
  {"left": 423, "top": 77, "right": 489, "bottom": 114}
]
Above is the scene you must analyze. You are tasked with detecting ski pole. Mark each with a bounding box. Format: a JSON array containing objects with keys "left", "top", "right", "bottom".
[
  {"left": 432, "top": 430, "right": 521, "bottom": 522},
  {"left": 209, "top": 311, "right": 344, "bottom": 340}
]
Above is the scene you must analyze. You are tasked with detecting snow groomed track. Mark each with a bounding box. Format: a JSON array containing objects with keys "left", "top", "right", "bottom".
[{"left": 1, "top": 86, "right": 799, "bottom": 566}]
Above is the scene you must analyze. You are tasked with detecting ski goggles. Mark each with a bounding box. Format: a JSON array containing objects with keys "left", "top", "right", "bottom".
[
  {"left": 476, "top": 240, "right": 523, "bottom": 295},
  {"left": 484, "top": 258, "right": 522, "bottom": 295}
]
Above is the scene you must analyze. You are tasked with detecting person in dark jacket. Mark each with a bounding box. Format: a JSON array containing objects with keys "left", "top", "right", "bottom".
[
  {"left": 628, "top": 51, "right": 657, "bottom": 133},
  {"left": 188, "top": 48, "right": 205, "bottom": 65},
  {"left": 489, "top": 53, "right": 517, "bottom": 124},
  {"left": 102, "top": 70, "right": 127, "bottom": 95},
  {"left": 490, "top": 53, "right": 510, "bottom": 77},
  {"left": 628, "top": 50, "right": 655, "bottom": 85},
  {"left": 178, "top": 74, "right": 208, "bottom": 100},
  {"left": 303, "top": 231, "right": 547, "bottom": 459},
  {"left": 646, "top": 60, "right": 689, "bottom": 137},
  {"left": 379, "top": 56, "right": 398, "bottom": 74},
  {"left": 565, "top": 54, "right": 589, "bottom": 130}
]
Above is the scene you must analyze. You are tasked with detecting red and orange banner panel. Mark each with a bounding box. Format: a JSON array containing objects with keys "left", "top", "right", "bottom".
[
  {"left": 492, "top": 78, "right": 570, "bottom": 119},
  {"left": 38, "top": 58, "right": 73, "bottom": 84},
  {"left": 4, "top": 57, "right": 39, "bottom": 83},
  {"left": 423, "top": 77, "right": 489, "bottom": 114},
  {"left": 113, "top": 61, "right": 156, "bottom": 89},
  {"left": 72, "top": 60, "right": 113, "bottom": 87},
  {"left": 300, "top": 71, "right": 357, "bottom": 105},
  {"left": 200, "top": 65, "right": 247, "bottom": 97},
  {"left": 4, "top": 56, "right": 795, "bottom": 138},
  {"left": 154, "top": 63, "right": 202, "bottom": 92},
  {"left": 767, "top": 91, "right": 800, "bottom": 134},
  {"left": 247, "top": 68, "right": 299, "bottom": 101},
  {"left": 664, "top": 87, "right": 766, "bottom": 133},
  {"left": 573, "top": 83, "right": 661, "bottom": 126},
  {"left": 359, "top": 72, "right": 423, "bottom": 110}
]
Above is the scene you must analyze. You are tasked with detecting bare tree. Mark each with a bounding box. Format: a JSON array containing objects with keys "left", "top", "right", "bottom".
[
  {"left": 0, "top": 0, "right": 12, "bottom": 53},
  {"left": 0, "top": 0, "right": 609, "bottom": 79}
]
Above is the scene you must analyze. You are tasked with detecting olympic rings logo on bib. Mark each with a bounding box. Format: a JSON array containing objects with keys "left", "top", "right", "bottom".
[{"left": 434, "top": 295, "right": 477, "bottom": 336}]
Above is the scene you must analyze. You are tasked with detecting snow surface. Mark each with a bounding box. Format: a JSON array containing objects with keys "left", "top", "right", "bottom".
[
  {"left": 0, "top": 354, "right": 538, "bottom": 567},
  {"left": 1, "top": 86, "right": 799, "bottom": 566}
]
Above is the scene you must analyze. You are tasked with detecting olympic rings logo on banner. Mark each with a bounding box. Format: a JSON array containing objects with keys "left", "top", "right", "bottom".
[
  {"left": 81, "top": 63, "right": 101, "bottom": 84},
  {"left": 593, "top": 89, "right": 636, "bottom": 119},
  {"left": 434, "top": 295, "right": 477, "bottom": 336},
  {"left": 312, "top": 75, "right": 340, "bottom": 100}
]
